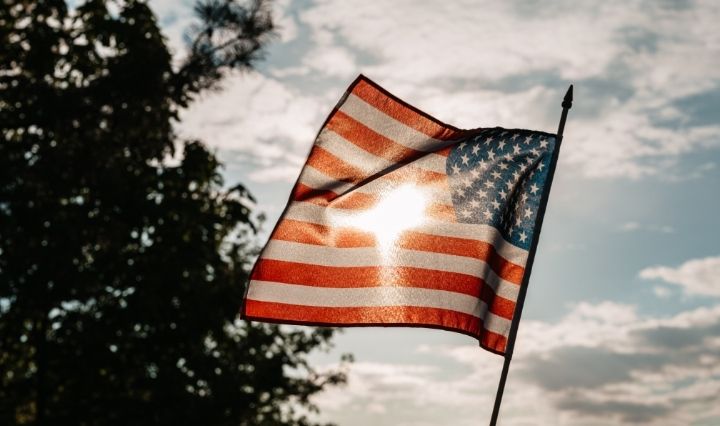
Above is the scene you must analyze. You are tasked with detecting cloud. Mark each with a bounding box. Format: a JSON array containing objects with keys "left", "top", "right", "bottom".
[
  {"left": 315, "top": 302, "right": 720, "bottom": 425},
  {"left": 177, "top": 72, "right": 326, "bottom": 183},
  {"left": 639, "top": 255, "right": 720, "bottom": 297},
  {"left": 619, "top": 221, "right": 674, "bottom": 233},
  {"left": 293, "top": 0, "right": 720, "bottom": 180}
]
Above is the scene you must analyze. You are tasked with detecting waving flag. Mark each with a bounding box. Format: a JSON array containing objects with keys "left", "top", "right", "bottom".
[{"left": 243, "top": 75, "right": 559, "bottom": 355}]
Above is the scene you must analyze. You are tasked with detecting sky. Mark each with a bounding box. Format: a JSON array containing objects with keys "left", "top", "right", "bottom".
[{"left": 151, "top": 1, "right": 720, "bottom": 424}]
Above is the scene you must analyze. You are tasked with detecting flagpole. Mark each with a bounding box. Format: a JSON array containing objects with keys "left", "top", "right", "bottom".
[{"left": 488, "top": 84, "right": 573, "bottom": 426}]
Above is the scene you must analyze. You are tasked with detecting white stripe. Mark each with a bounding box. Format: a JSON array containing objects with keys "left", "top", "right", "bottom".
[
  {"left": 317, "top": 128, "right": 447, "bottom": 175},
  {"left": 260, "top": 240, "right": 520, "bottom": 302},
  {"left": 316, "top": 129, "right": 394, "bottom": 175},
  {"left": 340, "top": 94, "right": 456, "bottom": 153},
  {"left": 297, "top": 164, "right": 453, "bottom": 206},
  {"left": 412, "top": 153, "right": 447, "bottom": 174},
  {"left": 247, "top": 280, "right": 511, "bottom": 336},
  {"left": 283, "top": 202, "right": 528, "bottom": 266},
  {"left": 297, "top": 166, "right": 356, "bottom": 195}
]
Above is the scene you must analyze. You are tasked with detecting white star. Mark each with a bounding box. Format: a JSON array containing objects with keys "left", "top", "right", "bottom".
[
  {"left": 471, "top": 144, "right": 481, "bottom": 155},
  {"left": 491, "top": 170, "right": 501, "bottom": 180},
  {"left": 519, "top": 231, "right": 528, "bottom": 243},
  {"left": 483, "top": 209, "right": 493, "bottom": 219},
  {"left": 526, "top": 156, "right": 534, "bottom": 165},
  {"left": 504, "top": 153, "right": 512, "bottom": 161},
  {"left": 499, "top": 189, "right": 508, "bottom": 199},
  {"left": 498, "top": 140, "right": 506, "bottom": 150},
  {"left": 538, "top": 163, "right": 545, "bottom": 171},
  {"left": 515, "top": 216, "right": 523, "bottom": 227},
  {"left": 499, "top": 162, "right": 509, "bottom": 170},
  {"left": 500, "top": 131, "right": 508, "bottom": 137},
  {"left": 513, "top": 145, "right": 521, "bottom": 155},
  {"left": 463, "top": 177, "right": 473, "bottom": 188},
  {"left": 512, "top": 170, "right": 521, "bottom": 181},
  {"left": 459, "top": 141, "right": 467, "bottom": 150},
  {"left": 478, "top": 159, "right": 488, "bottom": 170},
  {"left": 521, "top": 193, "right": 529, "bottom": 203},
  {"left": 524, "top": 207, "right": 532, "bottom": 218},
  {"left": 530, "top": 183, "right": 539, "bottom": 195},
  {"left": 478, "top": 189, "right": 488, "bottom": 198},
  {"left": 456, "top": 188, "right": 465, "bottom": 197},
  {"left": 470, "top": 168, "right": 480, "bottom": 179},
  {"left": 487, "top": 150, "right": 495, "bottom": 161},
  {"left": 531, "top": 147, "right": 540, "bottom": 157},
  {"left": 451, "top": 163, "right": 461, "bottom": 174},
  {"left": 484, "top": 137, "right": 492, "bottom": 145},
  {"left": 539, "top": 139, "right": 549, "bottom": 149},
  {"left": 461, "top": 209, "right": 472, "bottom": 218},
  {"left": 511, "top": 134, "right": 519, "bottom": 141},
  {"left": 461, "top": 154, "right": 470, "bottom": 165},
  {"left": 484, "top": 180, "right": 494, "bottom": 189},
  {"left": 506, "top": 180, "right": 514, "bottom": 190},
  {"left": 491, "top": 199, "right": 500, "bottom": 210},
  {"left": 469, "top": 199, "right": 480, "bottom": 209},
  {"left": 524, "top": 135, "right": 532, "bottom": 144}
]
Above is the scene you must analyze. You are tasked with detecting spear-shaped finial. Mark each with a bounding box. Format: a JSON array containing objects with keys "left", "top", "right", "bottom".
[
  {"left": 557, "top": 84, "right": 573, "bottom": 139},
  {"left": 562, "top": 84, "right": 573, "bottom": 109}
]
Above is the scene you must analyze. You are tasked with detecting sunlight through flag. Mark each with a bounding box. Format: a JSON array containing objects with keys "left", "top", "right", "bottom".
[{"left": 242, "top": 75, "right": 564, "bottom": 355}]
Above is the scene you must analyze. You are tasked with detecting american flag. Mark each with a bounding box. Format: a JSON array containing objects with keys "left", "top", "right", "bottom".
[{"left": 243, "top": 75, "right": 558, "bottom": 354}]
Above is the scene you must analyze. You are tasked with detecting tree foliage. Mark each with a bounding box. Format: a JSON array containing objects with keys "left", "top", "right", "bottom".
[{"left": 0, "top": 1, "right": 347, "bottom": 424}]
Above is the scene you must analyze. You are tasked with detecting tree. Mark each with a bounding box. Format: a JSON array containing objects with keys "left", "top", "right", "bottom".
[{"left": 0, "top": 1, "right": 348, "bottom": 424}]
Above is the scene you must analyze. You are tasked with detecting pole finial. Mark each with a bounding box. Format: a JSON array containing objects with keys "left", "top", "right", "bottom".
[{"left": 562, "top": 84, "right": 573, "bottom": 109}]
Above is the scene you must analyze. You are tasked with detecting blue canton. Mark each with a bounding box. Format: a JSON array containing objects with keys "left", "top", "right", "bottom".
[{"left": 446, "top": 128, "right": 557, "bottom": 251}]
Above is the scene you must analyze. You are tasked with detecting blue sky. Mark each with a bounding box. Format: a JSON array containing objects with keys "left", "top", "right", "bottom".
[{"left": 152, "top": 0, "right": 720, "bottom": 424}]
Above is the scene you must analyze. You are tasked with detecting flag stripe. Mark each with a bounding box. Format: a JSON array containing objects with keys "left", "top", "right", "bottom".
[
  {"left": 317, "top": 128, "right": 395, "bottom": 174},
  {"left": 340, "top": 93, "right": 457, "bottom": 154},
  {"left": 318, "top": 126, "right": 447, "bottom": 175},
  {"left": 327, "top": 110, "right": 420, "bottom": 163},
  {"left": 273, "top": 218, "right": 524, "bottom": 286},
  {"left": 283, "top": 202, "right": 529, "bottom": 265},
  {"left": 295, "top": 163, "right": 454, "bottom": 207},
  {"left": 244, "top": 300, "right": 508, "bottom": 352},
  {"left": 306, "top": 145, "right": 365, "bottom": 186},
  {"left": 293, "top": 184, "right": 377, "bottom": 209},
  {"left": 246, "top": 280, "right": 512, "bottom": 336},
  {"left": 260, "top": 239, "right": 520, "bottom": 300},
  {"left": 350, "top": 80, "right": 461, "bottom": 142},
  {"left": 252, "top": 259, "right": 518, "bottom": 319}
]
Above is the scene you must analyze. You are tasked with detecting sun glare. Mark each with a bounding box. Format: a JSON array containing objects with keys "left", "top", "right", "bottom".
[{"left": 333, "top": 185, "right": 428, "bottom": 257}]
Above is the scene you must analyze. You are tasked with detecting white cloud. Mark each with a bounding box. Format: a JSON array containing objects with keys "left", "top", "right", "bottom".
[
  {"left": 640, "top": 255, "right": 720, "bottom": 297},
  {"left": 315, "top": 301, "right": 720, "bottom": 425},
  {"left": 177, "top": 72, "right": 326, "bottom": 182},
  {"left": 619, "top": 221, "right": 674, "bottom": 233},
  {"left": 296, "top": 0, "right": 720, "bottom": 179},
  {"left": 302, "top": 45, "right": 357, "bottom": 78}
]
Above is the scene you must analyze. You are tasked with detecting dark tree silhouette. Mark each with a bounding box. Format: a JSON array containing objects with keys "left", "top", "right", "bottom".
[{"left": 0, "top": 1, "right": 348, "bottom": 424}]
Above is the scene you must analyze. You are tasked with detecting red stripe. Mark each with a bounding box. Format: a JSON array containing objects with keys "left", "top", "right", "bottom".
[
  {"left": 291, "top": 189, "right": 452, "bottom": 221},
  {"left": 271, "top": 219, "right": 524, "bottom": 285},
  {"left": 251, "top": 259, "right": 516, "bottom": 320},
  {"left": 272, "top": 218, "right": 377, "bottom": 247},
  {"left": 398, "top": 232, "right": 524, "bottom": 285},
  {"left": 292, "top": 184, "right": 377, "bottom": 209},
  {"left": 327, "top": 111, "right": 421, "bottom": 164},
  {"left": 351, "top": 79, "right": 463, "bottom": 141},
  {"left": 435, "top": 146, "right": 452, "bottom": 157},
  {"left": 306, "top": 145, "right": 365, "bottom": 184},
  {"left": 244, "top": 300, "right": 508, "bottom": 353}
]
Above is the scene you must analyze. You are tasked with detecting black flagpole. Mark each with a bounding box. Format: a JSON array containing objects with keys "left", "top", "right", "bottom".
[{"left": 488, "top": 85, "right": 573, "bottom": 426}]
